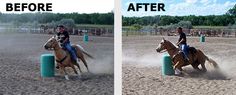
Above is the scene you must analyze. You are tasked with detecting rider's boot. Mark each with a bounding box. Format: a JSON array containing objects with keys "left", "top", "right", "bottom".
[
  {"left": 72, "top": 48, "right": 80, "bottom": 62},
  {"left": 186, "top": 56, "right": 190, "bottom": 61},
  {"left": 184, "top": 56, "right": 190, "bottom": 64}
]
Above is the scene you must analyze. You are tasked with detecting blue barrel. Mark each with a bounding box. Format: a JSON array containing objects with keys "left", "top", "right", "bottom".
[
  {"left": 162, "top": 54, "right": 174, "bottom": 75},
  {"left": 40, "top": 54, "right": 55, "bottom": 77},
  {"left": 200, "top": 35, "right": 205, "bottom": 42},
  {"left": 83, "top": 33, "right": 89, "bottom": 43}
]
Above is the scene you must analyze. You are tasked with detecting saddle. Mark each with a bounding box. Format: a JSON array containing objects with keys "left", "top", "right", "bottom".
[
  {"left": 184, "top": 46, "right": 197, "bottom": 64},
  {"left": 61, "top": 47, "right": 78, "bottom": 61},
  {"left": 188, "top": 46, "right": 197, "bottom": 54},
  {"left": 173, "top": 46, "right": 197, "bottom": 65}
]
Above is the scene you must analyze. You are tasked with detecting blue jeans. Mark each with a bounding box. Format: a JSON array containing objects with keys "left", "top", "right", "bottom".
[
  {"left": 62, "top": 42, "right": 77, "bottom": 61},
  {"left": 180, "top": 44, "right": 189, "bottom": 58}
]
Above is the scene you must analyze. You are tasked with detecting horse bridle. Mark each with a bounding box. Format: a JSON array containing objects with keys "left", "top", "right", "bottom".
[
  {"left": 46, "top": 39, "right": 58, "bottom": 50},
  {"left": 159, "top": 45, "right": 181, "bottom": 62}
]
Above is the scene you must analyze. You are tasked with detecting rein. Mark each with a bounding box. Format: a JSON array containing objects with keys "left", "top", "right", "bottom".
[
  {"left": 56, "top": 55, "right": 67, "bottom": 63},
  {"left": 50, "top": 39, "right": 67, "bottom": 64},
  {"left": 162, "top": 45, "right": 180, "bottom": 61},
  {"left": 159, "top": 47, "right": 176, "bottom": 53},
  {"left": 167, "top": 47, "right": 177, "bottom": 51},
  {"left": 172, "top": 51, "right": 182, "bottom": 60}
]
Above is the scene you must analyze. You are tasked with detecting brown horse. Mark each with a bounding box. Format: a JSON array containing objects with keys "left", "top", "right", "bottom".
[
  {"left": 156, "top": 38, "right": 218, "bottom": 75},
  {"left": 43, "top": 36, "right": 93, "bottom": 80}
]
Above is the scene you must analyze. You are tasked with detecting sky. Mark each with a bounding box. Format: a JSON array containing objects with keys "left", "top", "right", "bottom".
[
  {"left": 0, "top": 0, "right": 114, "bottom": 13},
  {"left": 122, "top": 0, "right": 236, "bottom": 17}
]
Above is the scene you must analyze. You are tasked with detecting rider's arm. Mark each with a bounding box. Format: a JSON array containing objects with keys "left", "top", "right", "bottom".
[
  {"left": 62, "top": 31, "right": 69, "bottom": 44},
  {"left": 176, "top": 38, "right": 184, "bottom": 46},
  {"left": 176, "top": 33, "right": 186, "bottom": 46},
  {"left": 62, "top": 37, "right": 69, "bottom": 44}
]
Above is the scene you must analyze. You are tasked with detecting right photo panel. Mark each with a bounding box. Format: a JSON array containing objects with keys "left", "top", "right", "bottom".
[{"left": 122, "top": 0, "right": 236, "bottom": 94}]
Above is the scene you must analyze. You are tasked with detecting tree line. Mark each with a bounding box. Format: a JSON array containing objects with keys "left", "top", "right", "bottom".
[
  {"left": 123, "top": 15, "right": 235, "bottom": 26},
  {"left": 0, "top": 12, "right": 114, "bottom": 25},
  {"left": 123, "top": 4, "right": 236, "bottom": 26}
]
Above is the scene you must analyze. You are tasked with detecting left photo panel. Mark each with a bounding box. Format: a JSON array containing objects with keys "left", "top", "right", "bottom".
[{"left": 0, "top": 0, "right": 114, "bottom": 94}]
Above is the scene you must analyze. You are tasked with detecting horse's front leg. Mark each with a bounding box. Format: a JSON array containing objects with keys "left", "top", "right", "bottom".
[
  {"left": 174, "top": 61, "right": 190, "bottom": 76},
  {"left": 173, "top": 61, "right": 182, "bottom": 75},
  {"left": 70, "top": 63, "right": 81, "bottom": 79},
  {"left": 60, "top": 66, "right": 69, "bottom": 80}
]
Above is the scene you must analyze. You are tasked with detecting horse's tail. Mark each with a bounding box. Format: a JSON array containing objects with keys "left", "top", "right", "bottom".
[
  {"left": 76, "top": 45, "right": 94, "bottom": 59},
  {"left": 82, "top": 50, "right": 94, "bottom": 59},
  {"left": 205, "top": 55, "right": 219, "bottom": 69}
]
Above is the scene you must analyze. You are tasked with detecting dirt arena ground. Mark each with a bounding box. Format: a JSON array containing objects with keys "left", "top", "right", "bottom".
[
  {"left": 123, "top": 36, "right": 236, "bottom": 95},
  {"left": 0, "top": 33, "right": 114, "bottom": 95}
]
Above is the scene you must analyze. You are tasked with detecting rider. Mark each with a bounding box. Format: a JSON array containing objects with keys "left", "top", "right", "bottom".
[
  {"left": 56, "top": 25, "right": 77, "bottom": 62},
  {"left": 176, "top": 27, "right": 189, "bottom": 60}
]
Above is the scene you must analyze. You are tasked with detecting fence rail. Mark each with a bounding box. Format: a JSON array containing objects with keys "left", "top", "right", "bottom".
[
  {"left": 122, "top": 28, "right": 236, "bottom": 38},
  {"left": 0, "top": 26, "right": 114, "bottom": 37}
]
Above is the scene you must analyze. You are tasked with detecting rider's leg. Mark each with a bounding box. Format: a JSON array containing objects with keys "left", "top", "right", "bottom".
[
  {"left": 181, "top": 44, "right": 189, "bottom": 60},
  {"left": 64, "top": 42, "right": 77, "bottom": 61}
]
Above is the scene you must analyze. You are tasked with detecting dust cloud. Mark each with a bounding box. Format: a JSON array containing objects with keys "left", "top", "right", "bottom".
[
  {"left": 123, "top": 50, "right": 236, "bottom": 79},
  {"left": 207, "top": 55, "right": 236, "bottom": 79},
  {"left": 123, "top": 52, "right": 163, "bottom": 67},
  {"left": 88, "top": 55, "right": 114, "bottom": 74}
]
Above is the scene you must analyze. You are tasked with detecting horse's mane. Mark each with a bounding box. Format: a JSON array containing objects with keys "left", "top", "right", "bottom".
[{"left": 165, "top": 39, "right": 177, "bottom": 48}]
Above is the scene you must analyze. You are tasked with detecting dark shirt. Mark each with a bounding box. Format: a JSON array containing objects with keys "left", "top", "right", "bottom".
[
  {"left": 57, "top": 31, "right": 69, "bottom": 43},
  {"left": 178, "top": 32, "right": 187, "bottom": 45}
]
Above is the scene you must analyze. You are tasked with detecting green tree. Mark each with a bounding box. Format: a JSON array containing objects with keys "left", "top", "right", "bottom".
[
  {"left": 177, "top": 21, "right": 192, "bottom": 29},
  {"left": 227, "top": 4, "right": 236, "bottom": 15},
  {"left": 58, "top": 19, "right": 75, "bottom": 28},
  {"left": 131, "top": 24, "right": 142, "bottom": 31}
]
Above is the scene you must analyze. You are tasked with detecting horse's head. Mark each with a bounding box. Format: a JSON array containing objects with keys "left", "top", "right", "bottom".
[
  {"left": 156, "top": 38, "right": 171, "bottom": 53},
  {"left": 44, "top": 36, "right": 59, "bottom": 50}
]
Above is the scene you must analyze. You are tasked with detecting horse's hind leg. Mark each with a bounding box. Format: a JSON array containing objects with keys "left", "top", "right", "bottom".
[
  {"left": 191, "top": 63, "right": 201, "bottom": 72},
  {"left": 200, "top": 60, "right": 207, "bottom": 72},
  {"left": 70, "top": 64, "right": 81, "bottom": 78},
  {"left": 74, "top": 48, "right": 89, "bottom": 72},
  {"left": 71, "top": 64, "right": 78, "bottom": 74},
  {"left": 197, "top": 50, "right": 207, "bottom": 72},
  {"left": 74, "top": 62, "right": 82, "bottom": 73},
  {"left": 80, "top": 56, "right": 89, "bottom": 72}
]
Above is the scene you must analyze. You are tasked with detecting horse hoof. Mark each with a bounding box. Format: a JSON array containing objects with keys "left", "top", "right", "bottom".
[
  {"left": 175, "top": 69, "right": 181, "bottom": 75},
  {"left": 175, "top": 72, "right": 181, "bottom": 75},
  {"left": 65, "top": 75, "right": 70, "bottom": 80}
]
